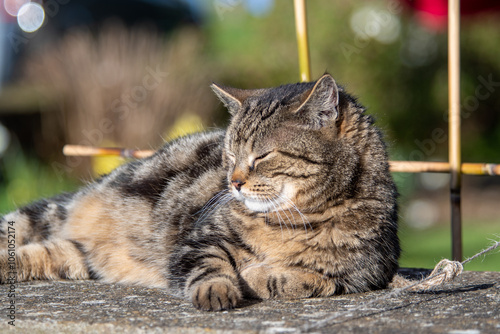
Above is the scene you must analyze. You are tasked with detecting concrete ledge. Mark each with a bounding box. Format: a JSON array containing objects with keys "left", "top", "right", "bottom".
[{"left": 1, "top": 270, "right": 499, "bottom": 333}]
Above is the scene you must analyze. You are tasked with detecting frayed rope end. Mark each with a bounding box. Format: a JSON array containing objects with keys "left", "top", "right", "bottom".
[
  {"left": 409, "top": 259, "right": 463, "bottom": 291},
  {"left": 404, "top": 239, "right": 500, "bottom": 292}
]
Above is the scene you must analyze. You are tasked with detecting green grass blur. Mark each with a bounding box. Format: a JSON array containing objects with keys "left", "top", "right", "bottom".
[
  {"left": 0, "top": 148, "right": 79, "bottom": 214},
  {"left": 400, "top": 221, "right": 500, "bottom": 271}
]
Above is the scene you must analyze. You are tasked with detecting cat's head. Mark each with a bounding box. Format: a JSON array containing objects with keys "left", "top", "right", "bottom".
[{"left": 212, "top": 74, "right": 354, "bottom": 214}]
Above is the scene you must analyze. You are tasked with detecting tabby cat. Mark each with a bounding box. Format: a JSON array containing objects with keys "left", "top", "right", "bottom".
[{"left": 0, "top": 74, "right": 400, "bottom": 311}]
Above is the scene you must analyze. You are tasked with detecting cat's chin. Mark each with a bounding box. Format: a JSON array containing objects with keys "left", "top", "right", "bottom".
[
  {"left": 232, "top": 190, "right": 282, "bottom": 213},
  {"left": 243, "top": 199, "right": 276, "bottom": 213},
  {"left": 232, "top": 184, "right": 297, "bottom": 213}
]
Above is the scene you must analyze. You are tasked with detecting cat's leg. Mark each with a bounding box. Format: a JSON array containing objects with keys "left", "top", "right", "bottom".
[
  {"left": 0, "top": 239, "right": 90, "bottom": 283},
  {"left": 170, "top": 242, "right": 243, "bottom": 311},
  {"left": 240, "top": 264, "right": 334, "bottom": 299}
]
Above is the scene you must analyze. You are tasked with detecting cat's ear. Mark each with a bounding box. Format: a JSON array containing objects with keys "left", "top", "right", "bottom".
[
  {"left": 211, "top": 83, "right": 242, "bottom": 115},
  {"left": 296, "top": 74, "right": 339, "bottom": 127},
  {"left": 211, "top": 83, "right": 265, "bottom": 115}
]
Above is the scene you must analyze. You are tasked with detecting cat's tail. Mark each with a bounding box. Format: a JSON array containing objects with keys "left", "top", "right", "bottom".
[{"left": 0, "top": 192, "right": 76, "bottom": 246}]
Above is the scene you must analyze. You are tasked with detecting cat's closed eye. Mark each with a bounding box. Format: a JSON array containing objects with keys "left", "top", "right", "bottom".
[{"left": 249, "top": 152, "right": 273, "bottom": 171}]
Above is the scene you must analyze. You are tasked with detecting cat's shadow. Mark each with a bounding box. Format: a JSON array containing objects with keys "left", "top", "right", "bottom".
[
  {"left": 317, "top": 282, "right": 495, "bottom": 326},
  {"left": 234, "top": 281, "right": 494, "bottom": 312},
  {"left": 235, "top": 298, "right": 263, "bottom": 309}
]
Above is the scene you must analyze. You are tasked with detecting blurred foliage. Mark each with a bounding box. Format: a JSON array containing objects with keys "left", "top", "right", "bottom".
[
  {"left": 0, "top": 142, "right": 78, "bottom": 213},
  {"left": 165, "top": 112, "right": 205, "bottom": 140}
]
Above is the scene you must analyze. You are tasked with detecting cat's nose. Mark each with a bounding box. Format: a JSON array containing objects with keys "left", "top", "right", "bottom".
[{"left": 231, "top": 179, "right": 245, "bottom": 191}]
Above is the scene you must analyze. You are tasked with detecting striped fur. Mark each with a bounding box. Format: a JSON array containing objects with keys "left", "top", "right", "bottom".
[{"left": 0, "top": 74, "right": 400, "bottom": 311}]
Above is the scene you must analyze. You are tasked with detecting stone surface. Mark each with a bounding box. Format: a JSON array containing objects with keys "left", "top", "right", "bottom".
[{"left": 0, "top": 269, "right": 498, "bottom": 333}]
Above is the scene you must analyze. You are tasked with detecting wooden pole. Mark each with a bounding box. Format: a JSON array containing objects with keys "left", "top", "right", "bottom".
[
  {"left": 389, "top": 161, "right": 500, "bottom": 176},
  {"left": 448, "top": 0, "right": 462, "bottom": 261},
  {"left": 293, "top": 0, "right": 311, "bottom": 82},
  {"left": 63, "top": 146, "right": 500, "bottom": 176},
  {"left": 62, "top": 145, "right": 155, "bottom": 159}
]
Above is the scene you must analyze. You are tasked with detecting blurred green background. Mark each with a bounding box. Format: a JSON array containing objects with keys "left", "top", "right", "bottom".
[{"left": 0, "top": 0, "right": 499, "bottom": 270}]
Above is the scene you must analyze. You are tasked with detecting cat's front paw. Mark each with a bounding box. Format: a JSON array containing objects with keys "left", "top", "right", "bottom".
[
  {"left": 191, "top": 278, "right": 241, "bottom": 311},
  {"left": 241, "top": 264, "right": 325, "bottom": 299}
]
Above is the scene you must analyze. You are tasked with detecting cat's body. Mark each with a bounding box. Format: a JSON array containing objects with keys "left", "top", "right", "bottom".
[{"left": 0, "top": 74, "right": 400, "bottom": 311}]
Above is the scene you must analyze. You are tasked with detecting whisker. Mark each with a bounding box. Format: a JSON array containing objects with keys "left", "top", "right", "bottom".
[
  {"left": 195, "top": 190, "right": 232, "bottom": 223},
  {"left": 274, "top": 198, "right": 296, "bottom": 231},
  {"left": 272, "top": 191, "right": 312, "bottom": 234},
  {"left": 265, "top": 196, "right": 289, "bottom": 237},
  {"left": 194, "top": 190, "right": 228, "bottom": 216}
]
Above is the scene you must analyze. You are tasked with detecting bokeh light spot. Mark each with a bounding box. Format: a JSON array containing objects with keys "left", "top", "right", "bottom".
[
  {"left": 4, "top": 0, "right": 30, "bottom": 17},
  {"left": 17, "top": 2, "right": 45, "bottom": 33},
  {"left": 350, "top": 5, "right": 400, "bottom": 45}
]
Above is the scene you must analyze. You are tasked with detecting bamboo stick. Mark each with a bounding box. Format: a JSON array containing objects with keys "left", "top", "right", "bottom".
[
  {"left": 449, "top": 0, "right": 462, "bottom": 261},
  {"left": 293, "top": 0, "right": 311, "bottom": 82},
  {"left": 63, "top": 145, "right": 500, "bottom": 176},
  {"left": 389, "top": 161, "right": 500, "bottom": 176},
  {"left": 63, "top": 145, "right": 155, "bottom": 159}
]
